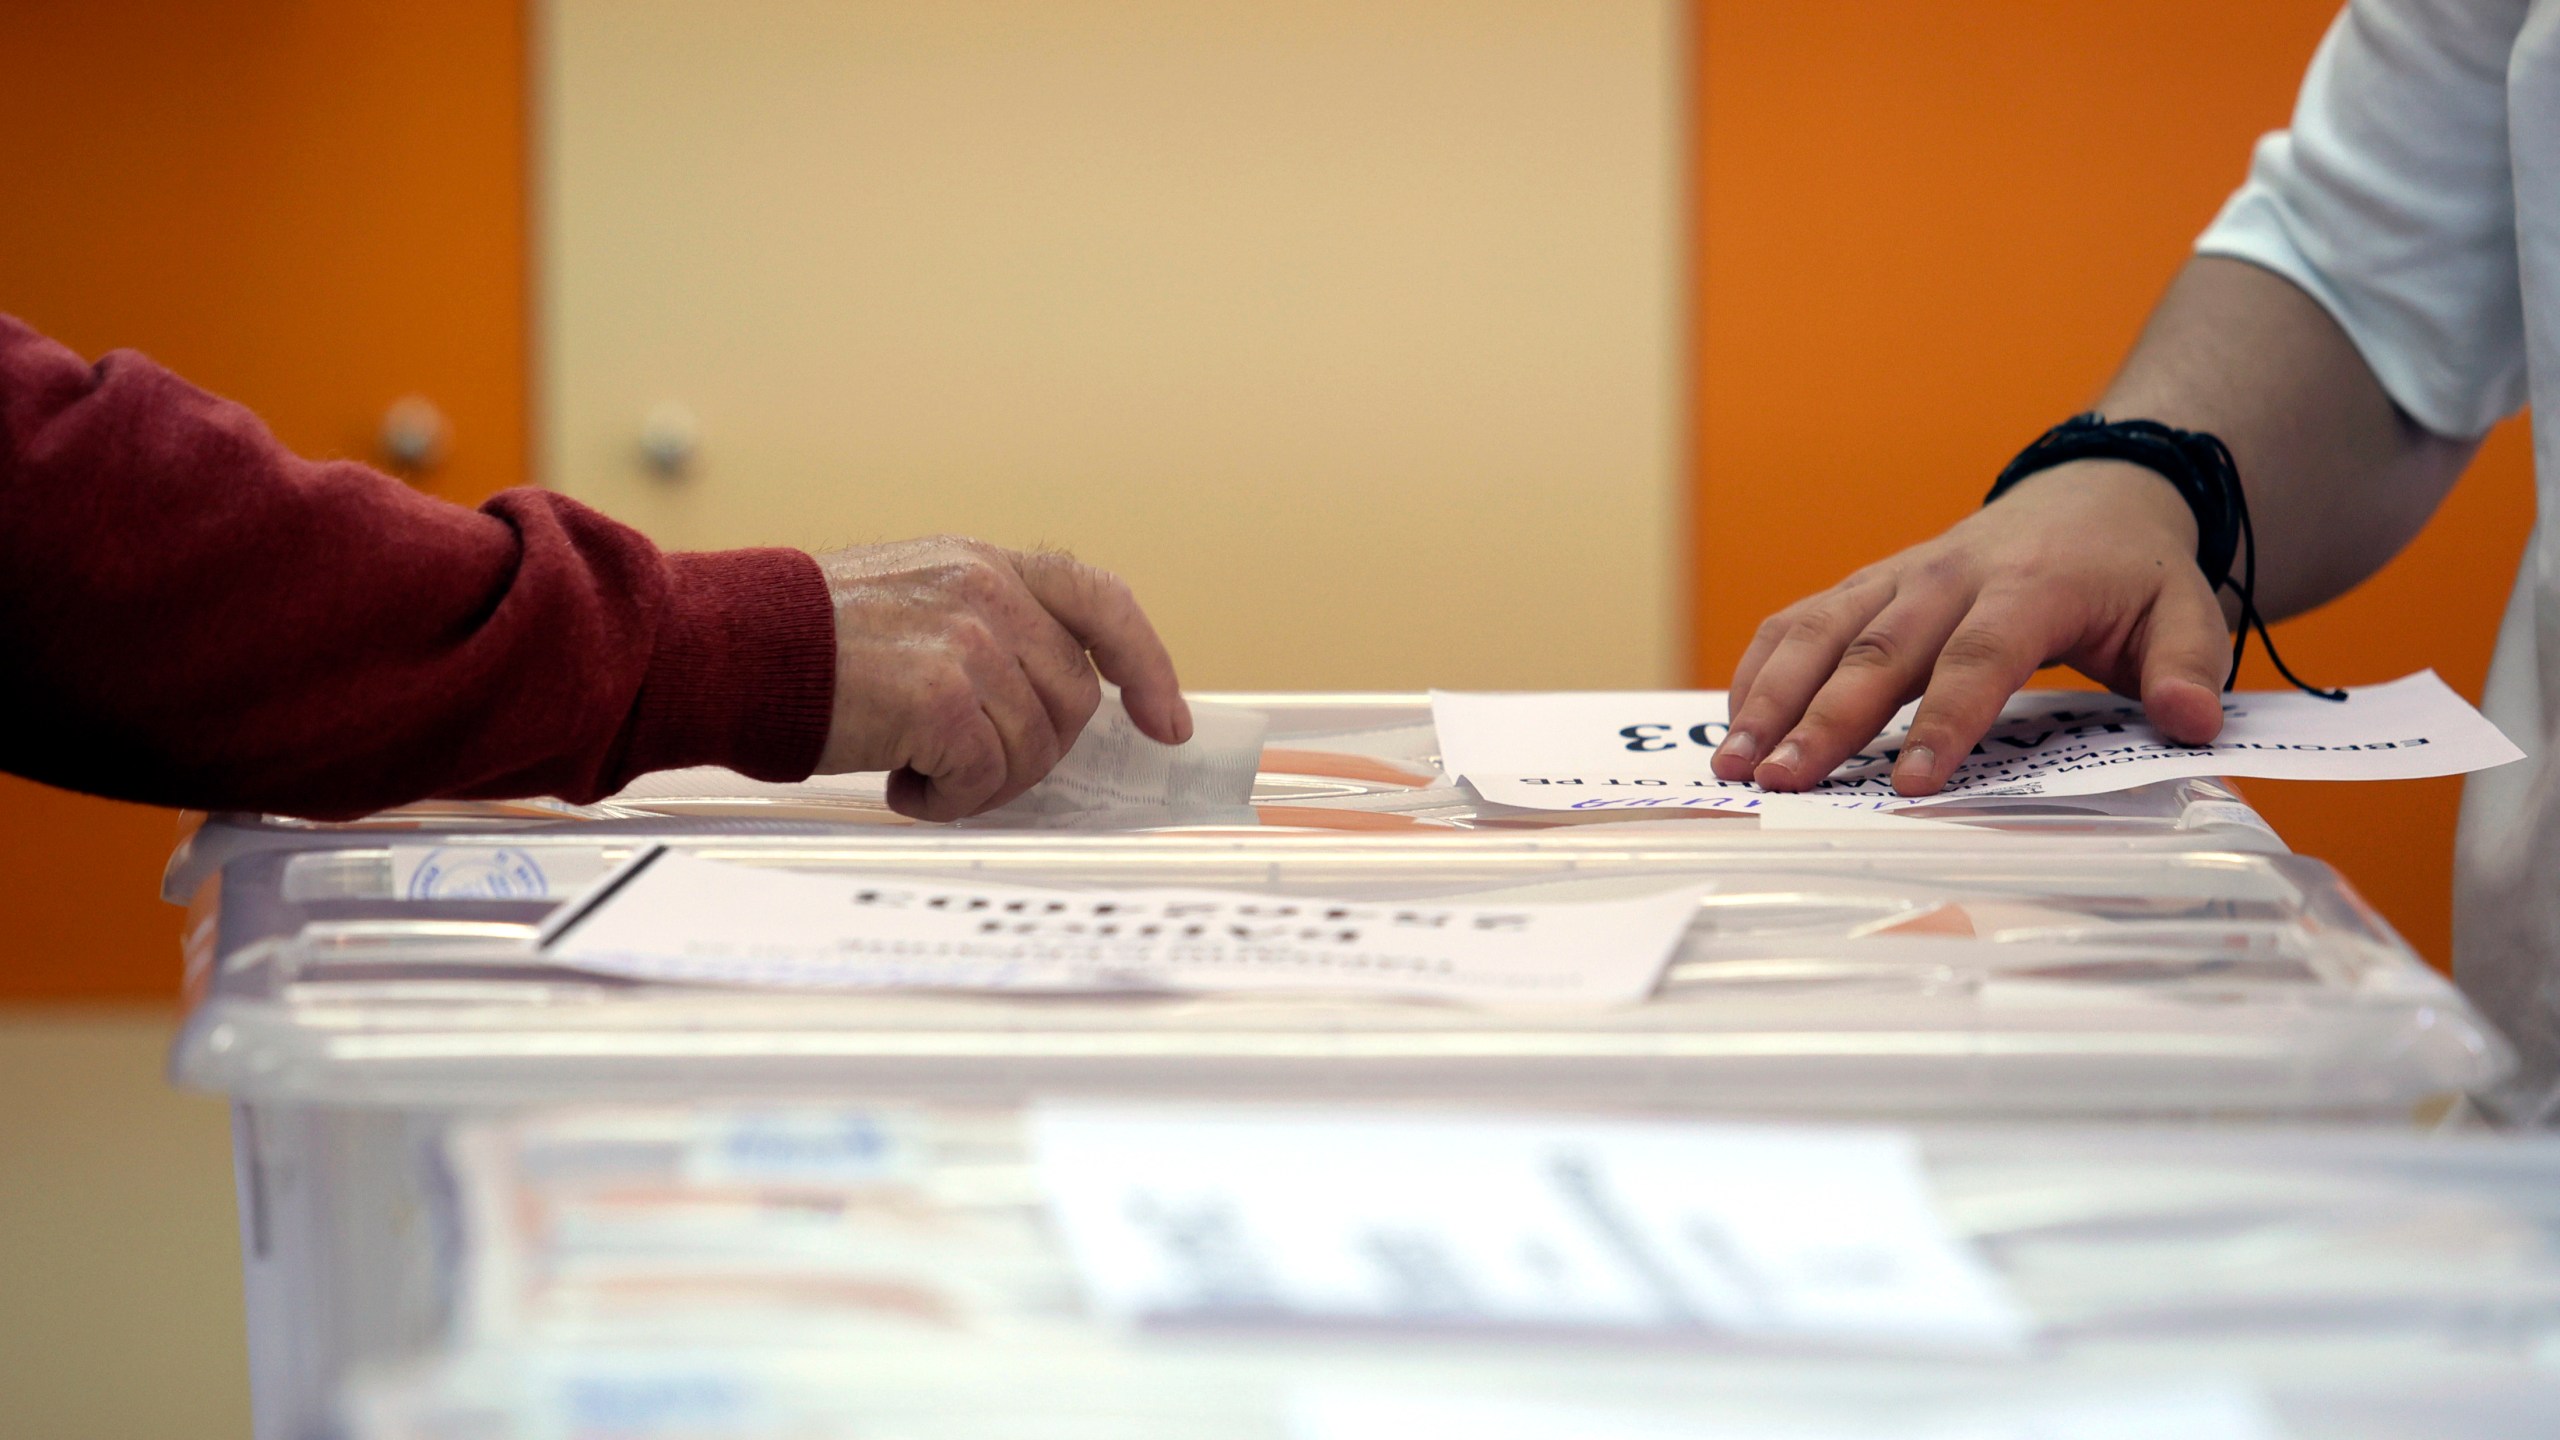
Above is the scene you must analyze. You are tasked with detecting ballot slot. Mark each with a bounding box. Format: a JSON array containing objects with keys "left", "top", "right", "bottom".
[{"left": 158, "top": 695, "right": 2297, "bottom": 908}]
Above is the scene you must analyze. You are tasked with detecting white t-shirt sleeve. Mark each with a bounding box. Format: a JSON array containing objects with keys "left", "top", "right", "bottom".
[{"left": 2197, "top": 0, "right": 2532, "bottom": 440}]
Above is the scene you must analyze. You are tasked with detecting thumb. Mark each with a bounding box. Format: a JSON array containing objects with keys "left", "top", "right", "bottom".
[{"left": 2137, "top": 573, "right": 2233, "bottom": 745}]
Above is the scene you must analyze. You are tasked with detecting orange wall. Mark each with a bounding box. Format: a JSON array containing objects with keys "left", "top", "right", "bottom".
[
  {"left": 6, "top": 2, "right": 2528, "bottom": 995},
  {"left": 1691, "top": 2, "right": 2538, "bottom": 967},
  {"left": 0, "top": 1, "right": 528, "bottom": 999}
]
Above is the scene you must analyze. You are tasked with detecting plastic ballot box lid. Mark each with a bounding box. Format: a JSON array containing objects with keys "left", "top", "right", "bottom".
[
  {"left": 327, "top": 1103, "right": 2560, "bottom": 1440},
  {"left": 171, "top": 829, "right": 2508, "bottom": 1120},
  {"left": 158, "top": 693, "right": 2290, "bottom": 904}
]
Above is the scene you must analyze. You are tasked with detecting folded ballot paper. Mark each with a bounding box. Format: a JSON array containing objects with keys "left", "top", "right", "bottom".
[
  {"left": 604, "top": 683, "right": 1267, "bottom": 823},
  {"left": 537, "top": 849, "right": 1706, "bottom": 1005},
  {"left": 1434, "top": 670, "right": 2523, "bottom": 818}
]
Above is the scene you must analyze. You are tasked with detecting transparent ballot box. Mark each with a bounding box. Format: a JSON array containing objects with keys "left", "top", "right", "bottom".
[
  {"left": 331, "top": 1103, "right": 2560, "bottom": 1440},
  {"left": 163, "top": 695, "right": 2509, "bottom": 1439},
  {"left": 176, "top": 833, "right": 2509, "bottom": 1440}
]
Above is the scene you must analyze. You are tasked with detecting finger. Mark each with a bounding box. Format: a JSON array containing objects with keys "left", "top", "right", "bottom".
[
  {"left": 1711, "top": 579, "right": 1895, "bottom": 782},
  {"left": 2136, "top": 571, "right": 2234, "bottom": 746},
  {"left": 886, "top": 701, "right": 1008, "bottom": 822},
  {"left": 1727, "top": 611, "right": 1791, "bottom": 722},
  {"left": 1751, "top": 584, "right": 1971, "bottom": 791},
  {"left": 1009, "top": 550, "right": 1192, "bottom": 745},
  {"left": 969, "top": 657, "right": 1069, "bottom": 813},
  {"left": 1006, "top": 603, "right": 1107, "bottom": 758},
  {"left": 1886, "top": 593, "right": 2065, "bottom": 795},
  {"left": 1730, "top": 564, "right": 1892, "bottom": 706}
]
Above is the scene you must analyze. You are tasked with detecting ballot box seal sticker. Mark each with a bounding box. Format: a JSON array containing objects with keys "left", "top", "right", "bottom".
[
  {"left": 391, "top": 844, "right": 615, "bottom": 901},
  {"left": 682, "top": 1107, "right": 913, "bottom": 1189}
]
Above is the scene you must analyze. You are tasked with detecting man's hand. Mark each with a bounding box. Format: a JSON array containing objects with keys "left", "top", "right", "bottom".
[
  {"left": 811, "top": 537, "right": 1192, "bottom": 820},
  {"left": 1710, "top": 258, "right": 2476, "bottom": 802},
  {"left": 1713, "top": 461, "right": 2234, "bottom": 797}
]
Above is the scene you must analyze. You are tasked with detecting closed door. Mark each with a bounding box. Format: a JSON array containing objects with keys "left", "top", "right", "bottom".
[{"left": 539, "top": 0, "right": 1685, "bottom": 691}]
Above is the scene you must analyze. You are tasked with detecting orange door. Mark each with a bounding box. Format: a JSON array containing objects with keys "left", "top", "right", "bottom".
[
  {"left": 0, "top": 1, "right": 527, "bottom": 998},
  {"left": 1690, "top": 1, "right": 2537, "bottom": 967}
]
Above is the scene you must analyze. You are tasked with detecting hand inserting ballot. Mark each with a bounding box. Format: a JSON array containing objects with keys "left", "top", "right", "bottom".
[{"left": 812, "top": 537, "right": 1194, "bottom": 820}]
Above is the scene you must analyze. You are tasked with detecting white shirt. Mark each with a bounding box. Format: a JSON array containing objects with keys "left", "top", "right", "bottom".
[{"left": 2196, "top": 0, "right": 2560, "bottom": 1120}]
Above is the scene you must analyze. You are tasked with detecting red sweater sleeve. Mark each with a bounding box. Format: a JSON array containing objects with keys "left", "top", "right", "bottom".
[{"left": 0, "top": 314, "right": 836, "bottom": 819}]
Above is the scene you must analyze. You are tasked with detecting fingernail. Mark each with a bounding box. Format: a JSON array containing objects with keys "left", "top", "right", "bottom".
[
  {"left": 1761, "top": 739, "right": 1802, "bottom": 782},
  {"left": 1894, "top": 744, "right": 1935, "bottom": 791},
  {"left": 1171, "top": 695, "right": 1195, "bottom": 744},
  {"left": 1715, "top": 730, "right": 1759, "bottom": 766}
]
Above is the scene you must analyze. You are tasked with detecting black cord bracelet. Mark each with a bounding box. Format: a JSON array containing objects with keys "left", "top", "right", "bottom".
[{"left": 1986, "top": 412, "right": 2344, "bottom": 701}]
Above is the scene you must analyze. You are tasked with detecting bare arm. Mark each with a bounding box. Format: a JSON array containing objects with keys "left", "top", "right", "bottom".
[
  {"left": 2102, "top": 256, "right": 2472, "bottom": 620},
  {"left": 1719, "top": 255, "right": 2472, "bottom": 797}
]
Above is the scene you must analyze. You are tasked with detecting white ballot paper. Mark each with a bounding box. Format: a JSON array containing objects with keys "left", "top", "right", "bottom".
[
  {"left": 1030, "top": 1107, "right": 2031, "bottom": 1353},
  {"left": 1285, "top": 1380, "right": 2284, "bottom": 1440},
  {"left": 601, "top": 685, "right": 1266, "bottom": 820},
  {"left": 989, "top": 682, "right": 1267, "bottom": 817},
  {"left": 1435, "top": 670, "right": 2522, "bottom": 815},
  {"left": 537, "top": 850, "right": 1701, "bottom": 1005}
]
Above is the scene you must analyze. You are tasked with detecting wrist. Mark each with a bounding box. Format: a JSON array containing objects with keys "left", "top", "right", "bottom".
[{"left": 2001, "top": 457, "right": 2203, "bottom": 555}]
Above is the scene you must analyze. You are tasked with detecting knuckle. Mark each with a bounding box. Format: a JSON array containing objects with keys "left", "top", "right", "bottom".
[
  {"left": 944, "top": 615, "right": 1000, "bottom": 661},
  {"left": 955, "top": 559, "right": 1010, "bottom": 603},
  {"left": 1836, "top": 627, "right": 1905, "bottom": 673},
  {"left": 1839, "top": 562, "right": 1895, "bottom": 593},
  {"left": 1785, "top": 608, "right": 1847, "bottom": 648},
  {"left": 1910, "top": 554, "right": 1968, "bottom": 592},
  {"left": 1937, "top": 628, "right": 2016, "bottom": 674}
]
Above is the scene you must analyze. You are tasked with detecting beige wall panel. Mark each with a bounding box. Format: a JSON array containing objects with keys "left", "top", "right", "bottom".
[{"left": 542, "top": 0, "right": 1680, "bottom": 689}]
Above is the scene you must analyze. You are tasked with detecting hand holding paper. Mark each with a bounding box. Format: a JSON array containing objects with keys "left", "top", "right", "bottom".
[
  {"left": 1434, "top": 671, "right": 2522, "bottom": 816},
  {"left": 812, "top": 538, "right": 1193, "bottom": 820}
]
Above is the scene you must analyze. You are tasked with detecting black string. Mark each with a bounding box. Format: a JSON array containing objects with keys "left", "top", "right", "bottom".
[{"left": 1986, "top": 413, "right": 2345, "bottom": 701}]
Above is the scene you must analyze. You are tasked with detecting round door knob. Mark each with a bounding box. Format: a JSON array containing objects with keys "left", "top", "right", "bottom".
[
  {"left": 378, "top": 395, "right": 450, "bottom": 477},
  {"left": 639, "top": 401, "right": 701, "bottom": 478}
]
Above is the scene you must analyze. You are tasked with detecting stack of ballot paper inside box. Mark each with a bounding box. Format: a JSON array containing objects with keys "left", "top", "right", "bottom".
[
  {"left": 164, "top": 686, "right": 2540, "bottom": 1440},
  {"left": 322, "top": 1104, "right": 2560, "bottom": 1440}
]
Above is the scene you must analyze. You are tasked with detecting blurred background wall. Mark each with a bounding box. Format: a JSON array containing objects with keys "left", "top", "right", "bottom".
[
  {"left": 1, "top": 1, "right": 529, "bottom": 1001},
  {"left": 538, "top": 0, "right": 1683, "bottom": 691},
  {"left": 0, "top": 3, "right": 2536, "bottom": 1434}
]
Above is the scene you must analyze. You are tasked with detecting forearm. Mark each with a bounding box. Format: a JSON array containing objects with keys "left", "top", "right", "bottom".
[
  {"left": 2093, "top": 255, "right": 2474, "bottom": 622},
  {"left": 0, "top": 316, "right": 834, "bottom": 817}
]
